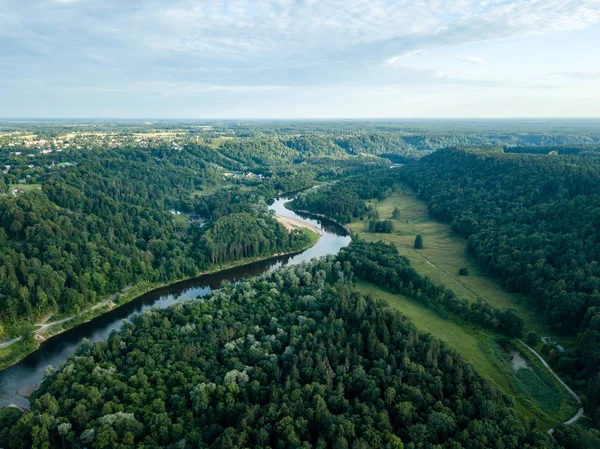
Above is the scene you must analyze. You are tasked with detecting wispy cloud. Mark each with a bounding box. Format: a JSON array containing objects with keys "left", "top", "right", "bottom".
[
  {"left": 552, "top": 71, "right": 600, "bottom": 79},
  {"left": 0, "top": 0, "right": 599, "bottom": 117},
  {"left": 460, "top": 57, "right": 487, "bottom": 65}
]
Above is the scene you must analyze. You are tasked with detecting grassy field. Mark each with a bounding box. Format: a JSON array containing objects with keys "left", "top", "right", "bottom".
[
  {"left": 191, "top": 183, "right": 252, "bottom": 198},
  {"left": 0, "top": 341, "right": 33, "bottom": 371},
  {"left": 10, "top": 183, "right": 42, "bottom": 192},
  {"left": 349, "top": 186, "right": 569, "bottom": 345},
  {"left": 356, "top": 281, "right": 578, "bottom": 429}
]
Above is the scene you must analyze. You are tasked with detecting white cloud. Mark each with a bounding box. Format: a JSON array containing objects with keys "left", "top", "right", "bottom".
[
  {"left": 552, "top": 71, "right": 600, "bottom": 79},
  {"left": 1, "top": 0, "right": 600, "bottom": 116},
  {"left": 69, "top": 81, "right": 293, "bottom": 94},
  {"left": 385, "top": 50, "right": 427, "bottom": 66},
  {"left": 460, "top": 57, "right": 487, "bottom": 65}
]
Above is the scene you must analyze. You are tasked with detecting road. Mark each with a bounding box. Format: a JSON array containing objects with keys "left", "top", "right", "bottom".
[
  {"left": 394, "top": 246, "right": 586, "bottom": 431},
  {"left": 517, "top": 339, "right": 584, "bottom": 433},
  {"left": 0, "top": 286, "right": 131, "bottom": 351},
  {"left": 404, "top": 248, "right": 586, "bottom": 430}
]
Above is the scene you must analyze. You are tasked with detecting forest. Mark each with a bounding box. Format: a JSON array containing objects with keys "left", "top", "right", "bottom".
[
  {"left": 0, "top": 255, "right": 560, "bottom": 449},
  {"left": 289, "top": 170, "right": 397, "bottom": 223},
  {"left": 400, "top": 147, "right": 600, "bottom": 427},
  {"left": 3, "top": 123, "right": 600, "bottom": 447},
  {"left": 0, "top": 145, "right": 326, "bottom": 334},
  {"left": 338, "top": 241, "right": 524, "bottom": 338}
]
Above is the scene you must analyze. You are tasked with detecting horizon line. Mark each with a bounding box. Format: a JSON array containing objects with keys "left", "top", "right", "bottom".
[{"left": 1, "top": 117, "right": 600, "bottom": 121}]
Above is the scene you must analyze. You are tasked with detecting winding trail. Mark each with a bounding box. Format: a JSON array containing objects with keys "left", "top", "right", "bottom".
[
  {"left": 517, "top": 339, "right": 584, "bottom": 433},
  {"left": 409, "top": 248, "right": 584, "bottom": 435},
  {"left": 0, "top": 286, "right": 131, "bottom": 350},
  {"left": 404, "top": 246, "right": 585, "bottom": 431},
  {"left": 406, "top": 246, "right": 585, "bottom": 432},
  {"left": 389, "top": 242, "right": 586, "bottom": 432},
  {"left": 408, "top": 247, "right": 480, "bottom": 299}
]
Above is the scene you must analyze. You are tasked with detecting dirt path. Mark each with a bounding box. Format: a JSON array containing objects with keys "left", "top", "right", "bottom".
[
  {"left": 404, "top": 244, "right": 585, "bottom": 431},
  {"left": 0, "top": 285, "right": 132, "bottom": 351},
  {"left": 407, "top": 247, "right": 480, "bottom": 299},
  {"left": 517, "top": 338, "right": 584, "bottom": 432}
]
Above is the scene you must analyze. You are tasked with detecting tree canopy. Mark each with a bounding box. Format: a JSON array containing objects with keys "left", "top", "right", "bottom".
[{"left": 3, "top": 254, "right": 557, "bottom": 449}]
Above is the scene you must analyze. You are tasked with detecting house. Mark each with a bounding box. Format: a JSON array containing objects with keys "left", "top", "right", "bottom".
[
  {"left": 541, "top": 336, "right": 564, "bottom": 352},
  {"left": 189, "top": 215, "right": 206, "bottom": 226},
  {"left": 169, "top": 209, "right": 182, "bottom": 215}
]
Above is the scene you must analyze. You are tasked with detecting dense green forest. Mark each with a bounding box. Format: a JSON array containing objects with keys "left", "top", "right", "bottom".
[
  {"left": 338, "top": 241, "right": 524, "bottom": 338},
  {"left": 289, "top": 170, "right": 397, "bottom": 223},
  {"left": 3, "top": 119, "right": 600, "bottom": 155},
  {"left": 400, "top": 147, "right": 600, "bottom": 426},
  {"left": 4, "top": 123, "right": 600, "bottom": 447},
  {"left": 0, "top": 145, "right": 327, "bottom": 332},
  {"left": 1, "top": 254, "right": 560, "bottom": 449}
]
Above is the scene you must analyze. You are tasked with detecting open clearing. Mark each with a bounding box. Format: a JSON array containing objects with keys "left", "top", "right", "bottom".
[
  {"left": 355, "top": 281, "right": 579, "bottom": 430},
  {"left": 349, "top": 186, "right": 569, "bottom": 345},
  {"left": 10, "top": 184, "right": 42, "bottom": 192},
  {"left": 349, "top": 184, "right": 580, "bottom": 429}
]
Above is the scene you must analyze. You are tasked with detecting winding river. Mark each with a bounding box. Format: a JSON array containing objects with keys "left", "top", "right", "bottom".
[{"left": 0, "top": 196, "right": 351, "bottom": 409}]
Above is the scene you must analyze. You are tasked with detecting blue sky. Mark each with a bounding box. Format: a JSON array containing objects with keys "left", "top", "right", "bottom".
[{"left": 1, "top": 0, "right": 599, "bottom": 118}]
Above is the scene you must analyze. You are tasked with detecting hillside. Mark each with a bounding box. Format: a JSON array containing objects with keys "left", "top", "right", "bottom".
[
  {"left": 400, "top": 147, "right": 600, "bottom": 427},
  {"left": 1, "top": 255, "right": 558, "bottom": 449}
]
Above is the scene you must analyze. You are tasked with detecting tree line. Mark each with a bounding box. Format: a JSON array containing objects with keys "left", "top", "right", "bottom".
[
  {"left": 0, "top": 147, "right": 316, "bottom": 335},
  {"left": 1, "top": 255, "right": 558, "bottom": 449},
  {"left": 289, "top": 170, "right": 397, "bottom": 224},
  {"left": 400, "top": 147, "right": 600, "bottom": 427},
  {"left": 338, "top": 241, "right": 524, "bottom": 338}
]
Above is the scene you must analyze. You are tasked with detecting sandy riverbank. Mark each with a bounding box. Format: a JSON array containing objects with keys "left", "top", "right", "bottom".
[{"left": 275, "top": 214, "right": 323, "bottom": 236}]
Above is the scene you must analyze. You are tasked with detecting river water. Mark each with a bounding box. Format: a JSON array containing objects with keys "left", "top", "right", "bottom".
[{"left": 0, "top": 197, "right": 351, "bottom": 408}]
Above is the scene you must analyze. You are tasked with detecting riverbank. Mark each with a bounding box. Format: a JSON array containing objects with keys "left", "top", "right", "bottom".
[
  {"left": 275, "top": 214, "right": 323, "bottom": 236},
  {"left": 0, "top": 227, "right": 320, "bottom": 372},
  {"left": 283, "top": 202, "right": 353, "bottom": 234}
]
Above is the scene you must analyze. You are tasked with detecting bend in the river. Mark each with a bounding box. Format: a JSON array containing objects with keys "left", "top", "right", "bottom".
[{"left": 0, "top": 196, "right": 351, "bottom": 409}]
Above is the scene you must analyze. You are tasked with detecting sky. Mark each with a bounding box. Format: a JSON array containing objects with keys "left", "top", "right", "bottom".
[{"left": 1, "top": 0, "right": 600, "bottom": 118}]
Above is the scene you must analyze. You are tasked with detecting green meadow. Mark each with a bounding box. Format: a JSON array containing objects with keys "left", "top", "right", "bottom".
[
  {"left": 349, "top": 186, "right": 570, "bottom": 345},
  {"left": 355, "top": 280, "right": 578, "bottom": 430}
]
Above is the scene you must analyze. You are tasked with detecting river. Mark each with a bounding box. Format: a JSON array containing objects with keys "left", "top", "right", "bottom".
[{"left": 0, "top": 196, "right": 351, "bottom": 409}]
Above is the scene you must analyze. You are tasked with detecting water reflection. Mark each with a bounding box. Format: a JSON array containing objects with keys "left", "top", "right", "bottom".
[{"left": 0, "top": 197, "right": 350, "bottom": 408}]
